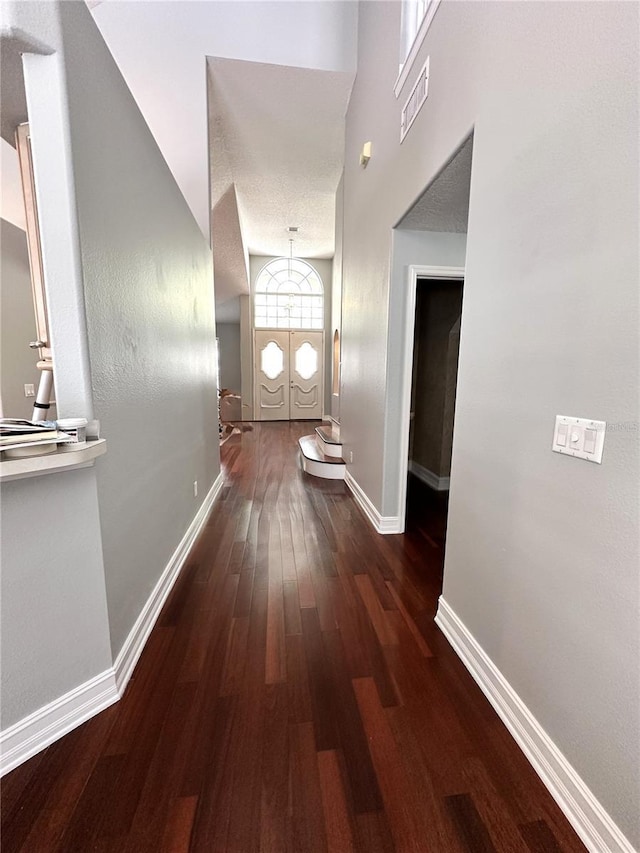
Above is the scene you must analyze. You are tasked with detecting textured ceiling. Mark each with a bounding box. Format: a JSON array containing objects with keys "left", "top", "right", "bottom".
[
  {"left": 211, "top": 184, "right": 249, "bottom": 304},
  {"left": 399, "top": 135, "right": 473, "bottom": 233},
  {"left": 208, "top": 57, "right": 354, "bottom": 259}
]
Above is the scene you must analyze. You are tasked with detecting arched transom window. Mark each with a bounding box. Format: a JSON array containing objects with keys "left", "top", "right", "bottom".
[{"left": 254, "top": 258, "right": 323, "bottom": 330}]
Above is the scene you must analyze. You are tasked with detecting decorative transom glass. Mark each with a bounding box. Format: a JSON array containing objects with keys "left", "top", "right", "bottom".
[
  {"left": 294, "top": 341, "right": 318, "bottom": 380},
  {"left": 254, "top": 258, "right": 323, "bottom": 330},
  {"left": 260, "top": 341, "right": 284, "bottom": 380}
]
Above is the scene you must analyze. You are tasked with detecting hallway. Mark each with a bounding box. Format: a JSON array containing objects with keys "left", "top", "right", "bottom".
[{"left": 2, "top": 422, "right": 586, "bottom": 852}]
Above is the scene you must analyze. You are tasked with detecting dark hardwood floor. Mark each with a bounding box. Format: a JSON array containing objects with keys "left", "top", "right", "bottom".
[{"left": 1, "top": 421, "right": 586, "bottom": 852}]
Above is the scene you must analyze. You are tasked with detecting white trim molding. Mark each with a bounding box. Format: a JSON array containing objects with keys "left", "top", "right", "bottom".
[
  {"left": 394, "top": 0, "right": 442, "bottom": 99},
  {"left": 408, "top": 459, "right": 450, "bottom": 491},
  {"left": 1, "top": 473, "right": 224, "bottom": 777},
  {"left": 0, "top": 669, "right": 118, "bottom": 776},
  {"left": 435, "top": 598, "right": 636, "bottom": 853},
  {"left": 397, "top": 264, "right": 464, "bottom": 531},
  {"left": 345, "top": 470, "right": 402, "bottom": 534},
  {"left": 114, "top": 473, "right": 224, "bottom": 693}
]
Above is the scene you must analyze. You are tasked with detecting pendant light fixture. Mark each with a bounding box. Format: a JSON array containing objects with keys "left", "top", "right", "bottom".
[{"left": 286, "top": 226, "right": 299, "bottom": 282}]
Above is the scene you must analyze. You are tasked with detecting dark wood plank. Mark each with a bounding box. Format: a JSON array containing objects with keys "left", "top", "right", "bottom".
[
  {"left": 385, "top": 579, "right": 432, "bottom": 657},
  {"left": 259, "top": 683, "right": 289, "bottom": 852},
  {"left": 322, "top": 629, "right": 383, "bottom": 814},
  {"left": 354, "top": 810, "right": 396, "bottom": 853},
  {"left": 283, "top": 579, "right": 303, "bottom": 635},
  {"left": 445, "top": 793, "right": 498, "bottom": 853},
  {"left": 186, "top": 694, "right": 237, "bottom": 851},
  {"left": 519, "top": 819, "right": 564, "bottom": 853},
  {"left": 354, "top": 574, "right": 399, "bottom": 647},
  {"left": 219, "top": 616, "right": 250, "bottom": 696},
  {"left": 160, "top": 796, "right": 198, "bottom": 852},
  {"left": 300, "top": 607, "right": 341, "bottom": 752},
  {"left": 121, "top": 681, "right": 201, "bottom": 852},
  {"left": 289, "top": 721, "right": 328, "bottom": 853},
  {"left": 353, "top": 676, "right": 437, "bottom": 852},
  {"left": 223, "top": 582, "right": 269, "bottom": 853},
  {"left": 55, "top": 753, "right": 127, "bottom": 852},
  {"left": 233, "top": 565, "right": 254, "bottom": 617},
  {"left": 317, "top": 749, "right": 356, "bottom": 853},
  {"left": 286, "top": 632, "right": 313, "bottom": 724}
]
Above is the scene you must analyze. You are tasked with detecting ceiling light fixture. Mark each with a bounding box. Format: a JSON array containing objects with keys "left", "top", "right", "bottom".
[
  {"left": 286, "top": 227, "right": 300, "bottom": 278},
  {"left": 288, "top": 237, "right": 294, "bottom": 278}
]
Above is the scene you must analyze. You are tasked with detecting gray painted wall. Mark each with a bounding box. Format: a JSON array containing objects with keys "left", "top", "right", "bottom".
[
  {"left": 0, "top": 3, "right": 113, "bottom": 733},
  {"left": 217, "top": 322, "right": 241, "bottom": 392},
  {"left": 0, "top": 219, "right": 41, "bottom": 419},
  {"left": 341, "top": 1, "right": 638, "bottom": 845},
  {"left": 57, "top": 1, "right": 219, "bottom": 657},
  {"left": 1, "top": 468, "right": 112, "bottom": 729},
  {"left": 2, "top": 0, "right": 220, "bottom": 676}
]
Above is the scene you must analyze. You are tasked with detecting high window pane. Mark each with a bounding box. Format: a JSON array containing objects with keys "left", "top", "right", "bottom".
[{"left": 254, "top": 258, "right": 323, "bottom": 329}]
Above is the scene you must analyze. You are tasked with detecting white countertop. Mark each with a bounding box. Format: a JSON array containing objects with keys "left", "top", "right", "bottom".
[{"left": 0, "top": 439, "right": 107, "bottom": 483}]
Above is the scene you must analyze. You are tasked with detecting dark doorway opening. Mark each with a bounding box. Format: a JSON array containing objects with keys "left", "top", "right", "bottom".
[{"left": 405, "top": 276, "right": 463, "bottom": 590}]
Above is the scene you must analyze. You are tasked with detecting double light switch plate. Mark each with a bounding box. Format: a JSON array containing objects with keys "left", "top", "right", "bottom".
[{"left": 552, "top": 415, "right": 606, "bottom": 464}]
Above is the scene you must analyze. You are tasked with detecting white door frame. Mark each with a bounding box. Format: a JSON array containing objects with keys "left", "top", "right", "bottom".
[{"left": 397, "top": 264, "right": 465, "bottom": 532}]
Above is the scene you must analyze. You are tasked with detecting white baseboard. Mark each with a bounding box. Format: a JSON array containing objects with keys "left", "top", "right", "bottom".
[
  {"left": 345, "top": 470, "right": 402, "bottom": 534},
  {"left": 435, "top": 598, "right": 636, "bottom": 853},
  {"left": 0, "top": 669, "right": 118, "bottom": 776},
  {"left": 408, "top": 459, "right": 450, "bottom": 491},
  {"left": 114, "top": 473, "right": 223, "bottom": 693},
  {"left": 1, "top": 474, "right": 224, "bottom": 777}
]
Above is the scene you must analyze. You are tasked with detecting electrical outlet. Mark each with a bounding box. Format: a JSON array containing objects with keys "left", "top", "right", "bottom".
[
  {"left": 349, "top": 451, "right": 354, "bottom": 463},
  {"left": 24, "top": 383, "right": 35, "bottom": 397},
  {"left": 193, "top": 480, "right": 198, "bottom": 498}
]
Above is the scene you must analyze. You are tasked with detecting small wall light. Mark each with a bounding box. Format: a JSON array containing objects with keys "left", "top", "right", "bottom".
[{"left": 359, "top": 141, "right": 372, "bottom": 168}]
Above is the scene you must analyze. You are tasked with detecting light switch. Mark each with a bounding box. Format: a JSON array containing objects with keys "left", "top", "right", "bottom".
[
  {"left": 583, "top": 428, "right": 597, "bottom": 454},
  {"left": 552, "top": 415, "right": 606, "bottom": 464},
  {"left": 556, "top": 423, "right": 568, "bottom": 447}
]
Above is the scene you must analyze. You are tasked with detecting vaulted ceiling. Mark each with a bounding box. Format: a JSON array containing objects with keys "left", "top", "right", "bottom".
[
  {"left": 398, "top": 135, "right": 473, "bottom": 233},
  {"left": 89, "top": 1, "right": 357, "bottom": 313},
  {"left": 208, "top": 57, "right": 354, "bottom": 260}
]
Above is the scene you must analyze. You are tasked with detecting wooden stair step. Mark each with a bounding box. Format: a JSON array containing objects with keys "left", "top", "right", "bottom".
[
  {"left": 299, "top": 435, "right": 346, "bottom": 480},
  {"left": 315, "top": 425, "right": 341, "bottom": 445},
  {"left": 298, "top": 435, "right": 344, "bottom": 464}
]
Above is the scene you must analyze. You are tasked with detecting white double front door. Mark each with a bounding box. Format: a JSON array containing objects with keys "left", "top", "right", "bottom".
[{"left": 254, "top": 330, "right": 323, "bottom": 421}]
